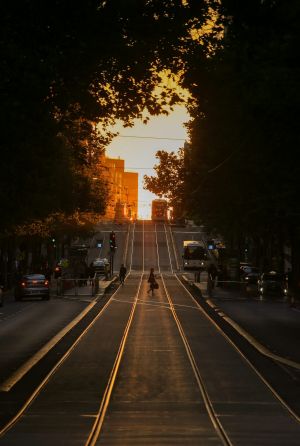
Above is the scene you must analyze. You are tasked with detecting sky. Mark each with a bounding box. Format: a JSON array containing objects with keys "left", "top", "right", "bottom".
[{"left": 106, "top": 105, "right": 190, "bottom": 219}]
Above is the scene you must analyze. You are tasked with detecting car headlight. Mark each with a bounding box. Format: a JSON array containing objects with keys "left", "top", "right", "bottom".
[{"left": 245, "top": 276, "right": 249, "bottom": 280}]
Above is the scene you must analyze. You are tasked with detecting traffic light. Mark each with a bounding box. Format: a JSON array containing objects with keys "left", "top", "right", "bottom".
[{"left": 109, "top": 231, "right": 116, "bottom": 250}]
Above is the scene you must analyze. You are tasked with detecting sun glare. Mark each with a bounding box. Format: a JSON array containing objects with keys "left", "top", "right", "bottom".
[{"left": 106, "top": 104, "right": 190, "bottom": 220}]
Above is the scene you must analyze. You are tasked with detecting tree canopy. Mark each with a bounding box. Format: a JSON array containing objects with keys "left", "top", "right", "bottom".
[
  {"left": 182, "top": 0, "right": 300, "bottom": 246},
  {"left": 144, "top": 148, "right": 185, "bottom": 218},
  {"left": 0, "top": 0, "right": 218, "bottom": 232}
]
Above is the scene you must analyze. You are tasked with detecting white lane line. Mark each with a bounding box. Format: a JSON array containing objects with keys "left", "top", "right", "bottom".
[
  {"left": 205, "top": 298, "right": 300, "bottom": 371},
  {"left": 169, "top": 225, "right": 180, "bottom": 270},
  {"left": 85, "top": 274, "right": 144, "bottom": 445},
  {"left": 176, "top": 275, "right": 300, "bottom": 422},
  {"left": 164, "top": 224, "right": 174, "bottom": 274},
  {"left": 155, "top": 223, "right": 161, "bottom": 274},
  {"left": 0, "top": 299, "right": 99, "bottom": 392},
  {"left": 192, "top": 281, "right": 300, "bottom": 371}
]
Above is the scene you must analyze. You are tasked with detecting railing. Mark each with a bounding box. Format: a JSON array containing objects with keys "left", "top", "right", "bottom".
[{"left": 56, "top": 273, "right": 101, "bottom": 297}]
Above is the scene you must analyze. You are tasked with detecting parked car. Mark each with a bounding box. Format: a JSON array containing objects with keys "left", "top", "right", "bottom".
[
  {"left": 257, "top": 271, "right": 288, "bottom": 297},
  {"left": 239, "top": 262, "right": 253, "bottom": 275},
  {"left": 14, "top": 274, "right": 50, "bottom": 301},
  {"left": 242, "top": 266, "right": 260, "bottom": 284},
  {"left": 92, "top": 258, "right": 109, "bottom": 273}
]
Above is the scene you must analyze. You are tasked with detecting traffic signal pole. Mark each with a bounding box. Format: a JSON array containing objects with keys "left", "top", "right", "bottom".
[
  {"left": 109, "top": 231, "right": 116, "bottom": 277},
  {"left": 110, "top": 248, "right": 114, "bottom": 276}
]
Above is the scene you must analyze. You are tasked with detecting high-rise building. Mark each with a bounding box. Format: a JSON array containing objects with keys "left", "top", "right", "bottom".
[{"left": 101, "top": 156, "right": 138, "bottom": 221}]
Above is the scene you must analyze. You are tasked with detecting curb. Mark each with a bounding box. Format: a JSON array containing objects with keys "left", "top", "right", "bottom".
[{"left": 190, "top": 280, "right": 300, "bottom": 371}]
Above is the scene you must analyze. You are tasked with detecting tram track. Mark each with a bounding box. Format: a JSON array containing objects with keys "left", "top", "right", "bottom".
[
  {"left": 0, "top": 222, "right": 143, "bottom": 440},
  {"left": 156, "top": 224, "right": 232, "bottom": 445},
  {"left": 85, "top": 221, "right": 228, "bottom": 445},
  {"left": 158, "top": 223, "right": 300, "bottom": 441},
  {"left": 85, "top": 274, "right": 143, "bottom": 446},
  {"left": 1, "top": 221, "right": 300, "bottom": 444},
  {"left": 174, "top": 273, "right": 300, "bottom": 423}
]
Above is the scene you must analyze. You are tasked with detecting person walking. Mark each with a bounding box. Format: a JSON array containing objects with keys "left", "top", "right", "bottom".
[
  {"left": 208, "top": 263, "right": 218, "bottom": 290},
  {"left": 119, "top": 264, "right": 127, "bottom": 285},
  {"left": 147, "top": 268, "right": 157, "bottom": 295}
]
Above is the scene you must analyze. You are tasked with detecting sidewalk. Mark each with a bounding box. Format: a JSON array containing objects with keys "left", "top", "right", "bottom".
[
  {"left": 53, "top": 276, "right": 118, "bottom": 300},
  {"left": 192, "top": 273, "right": 300, "bottom": 309}
]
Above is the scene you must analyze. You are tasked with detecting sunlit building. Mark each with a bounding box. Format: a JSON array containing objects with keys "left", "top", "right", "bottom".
[{"left": 101, "top": 156, "right": 138, "bottom": 221}]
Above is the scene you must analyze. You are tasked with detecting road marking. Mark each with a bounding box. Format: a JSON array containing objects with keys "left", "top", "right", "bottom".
[
  {"left": 0, "top": 300, "right": 99, "bottom": 392},
  {"left": 85, "top": 274, "right": 143, "bottom": 446},
  {"left": 176, "top": 275, "right": 300, "bottom": 423}
]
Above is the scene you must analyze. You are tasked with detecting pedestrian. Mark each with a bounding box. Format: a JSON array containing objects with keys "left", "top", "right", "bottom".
[
  {"left": 88, "top": 262, "right": 94, "bottom": 285},
  {"left": 119, "top": 264, "right": 127, "bottom": 285},
  {"left": 147, "top": 268, "right": 157, "bottom": 295},
  {"left": 208, "top": 263, "right": 218, "bottom": 290}
]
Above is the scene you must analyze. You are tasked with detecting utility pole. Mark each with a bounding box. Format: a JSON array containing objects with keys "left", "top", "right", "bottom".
[{"left": 109, "top": 231, "right": 116, "bottom": 276}]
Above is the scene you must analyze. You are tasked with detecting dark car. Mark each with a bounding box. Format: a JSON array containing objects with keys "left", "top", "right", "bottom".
[
  {"left": 257, "top": 271, "right": 288, "bottom": 297},
  {"left": 242, "top": 266, "right": 260, "bottom": 284},
  {"left": 239, "top": 263, "right": 253, "bottom": 275},
  {"left": 14, "top": 274, "right": 50, "bottom": 301}
]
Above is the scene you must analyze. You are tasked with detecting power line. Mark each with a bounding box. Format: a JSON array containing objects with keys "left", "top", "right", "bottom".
[
  {"left": 103, "top": 166, "right": 155, "bottom": 169},
  {"left": 118, "top": 135, "right": 185, "bottom": 141}
]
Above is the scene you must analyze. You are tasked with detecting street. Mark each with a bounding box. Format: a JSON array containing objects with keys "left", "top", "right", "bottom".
[{"left": 0, "top": 221, "right": 299, "bottom": 445}]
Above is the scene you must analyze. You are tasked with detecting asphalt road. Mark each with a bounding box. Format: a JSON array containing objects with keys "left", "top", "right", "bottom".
[{"left": 0, "top": 221, "right": 299, "bottom": 445}]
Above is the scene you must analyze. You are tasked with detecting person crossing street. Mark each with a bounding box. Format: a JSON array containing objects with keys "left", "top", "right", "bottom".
[{"left": 147, "top": 268, "right": 158, "bottom": 295}]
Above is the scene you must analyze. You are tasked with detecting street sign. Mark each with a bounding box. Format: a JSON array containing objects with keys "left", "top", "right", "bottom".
[{"left": 96, "top": 239, "right": 103, "bottom": 248}]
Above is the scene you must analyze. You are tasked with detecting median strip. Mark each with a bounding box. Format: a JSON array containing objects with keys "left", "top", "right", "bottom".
[{"left": 0, "top": 300, "right": 98, "bottom": 392}]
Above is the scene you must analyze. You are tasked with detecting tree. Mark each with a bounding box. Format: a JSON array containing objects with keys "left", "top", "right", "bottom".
[
  {"left": 182, "top": 0, "right": 300, "bottom": 266},
  {"left": 0, "top": 0, "right": 218, "bottom": 232},
  {"left": 144, "top": 148, "right": 185, "bottom": 218}
]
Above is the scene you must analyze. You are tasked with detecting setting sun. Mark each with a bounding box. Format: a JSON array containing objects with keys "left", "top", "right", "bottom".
[{"left": 106, "top": 105, "right": 190, "bottom": 219}]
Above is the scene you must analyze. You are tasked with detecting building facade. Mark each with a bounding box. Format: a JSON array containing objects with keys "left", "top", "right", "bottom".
[{"left": 101, "top": 156, "right": 138, "bottom": 221}]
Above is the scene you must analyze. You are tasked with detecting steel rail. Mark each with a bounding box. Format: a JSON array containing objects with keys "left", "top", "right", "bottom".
[
  {"left": 154, "top": 223, "right": 161, "bottom": 275},
  {"left": 175, "top": 274, "right": 300, "bottom": 424},
  {"left": 86, "top": 220, "right": 145, "bottom": 445},
  {"left": 122, "top": 221, "right": 131, "bottom": 265},
  {"left": 0, "top": 285, "right": 122, "bottom": 438},
  {"left": 162, "top": 276, "right": 233, "bottom": 446},
  {"left": 0, "top": 222, "right": 142, "bottom": 439},
  {"left": 154, "top": 224, "right": 232, "bottom": 446},
  {"left": 164, "top": 223, "right": 174, "bottom": 274},
  {"left": 168, "top": 224, "right": 180, "bottom": 270},
  {"left": 85, "top": 275, "right": 143, "bottom": 446}
]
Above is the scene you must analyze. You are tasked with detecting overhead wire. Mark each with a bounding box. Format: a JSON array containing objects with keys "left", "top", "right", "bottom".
[{"left": 118, "top": 135, "right": 185, "bottom": 141}]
